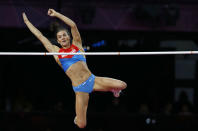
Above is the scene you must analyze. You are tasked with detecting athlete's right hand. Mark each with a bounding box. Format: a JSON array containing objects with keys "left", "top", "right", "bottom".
[
  {"left": 48, "top": 9, "right": 57, "bottom": 17},
  {"left": 22, "top": 12, "right": 28, "bottom": 22}
]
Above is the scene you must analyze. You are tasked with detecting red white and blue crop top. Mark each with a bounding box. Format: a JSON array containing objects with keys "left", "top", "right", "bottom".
[{"left": 58, "top": 44, "right": 86, "bottom": 72}]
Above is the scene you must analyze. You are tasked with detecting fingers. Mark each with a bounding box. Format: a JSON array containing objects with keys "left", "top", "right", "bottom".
[
  {"left": 47, "top": 8, "right": 56, "bottom": 16},
  {"left": 22, "top": 12, "right": 28, "bottom": 21},
  {"left": 48, "top": 9, "right": 53, "bottom": 15},
  {"left": 22, "top": 12, "right": 26, "bottom": 18},
  {"left": 47, "top": 9, "right": 52, "bottom": 15}
]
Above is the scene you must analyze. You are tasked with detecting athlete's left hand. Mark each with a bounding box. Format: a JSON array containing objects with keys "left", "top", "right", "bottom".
[{"left": 48, "top": 9, "right": 57, "bottom": 17}]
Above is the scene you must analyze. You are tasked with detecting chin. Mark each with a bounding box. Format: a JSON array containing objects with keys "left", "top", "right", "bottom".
[{"left": 62, "top": 43, "right": 70, "bottom": 47}]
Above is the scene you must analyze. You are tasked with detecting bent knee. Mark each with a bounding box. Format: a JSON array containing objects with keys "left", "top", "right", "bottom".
[
  {"left": 76, "top": 120, "right": 87, "bottom": 128},
  {"left": 121, "top": 81, "right": 127, "bottom": 89}
]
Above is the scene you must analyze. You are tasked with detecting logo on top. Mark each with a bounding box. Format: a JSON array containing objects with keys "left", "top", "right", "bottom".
[{"left": 58, "top": 44, "right": 79, "bottom": 59}]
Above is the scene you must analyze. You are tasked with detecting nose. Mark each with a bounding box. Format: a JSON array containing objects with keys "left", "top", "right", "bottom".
[
  {"left": 62, "top": 35, "right": 68, "bottom": 39},
  {"left": 62, "top": 36, "right": 66, "bottom": 40}
]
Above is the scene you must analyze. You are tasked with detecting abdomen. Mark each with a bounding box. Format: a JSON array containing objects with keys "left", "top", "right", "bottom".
[{"left": 66, "top": 61, "right": 92, "bottom": 87}]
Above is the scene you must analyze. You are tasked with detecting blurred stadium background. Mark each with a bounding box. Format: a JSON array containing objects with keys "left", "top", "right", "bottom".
[{"left": 0, "top": 0, "right": 198, "bottom": 130}]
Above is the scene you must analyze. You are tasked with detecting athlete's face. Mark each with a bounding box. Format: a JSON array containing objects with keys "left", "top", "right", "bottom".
[{"left": 56, "top": 30, "right": 70, "bottom": 48}]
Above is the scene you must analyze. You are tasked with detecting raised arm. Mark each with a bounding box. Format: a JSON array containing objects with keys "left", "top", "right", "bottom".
[
  {"left": 22, "top": 12, "right": 61, "bottom": 66},
  {"left": 47, "top": 9, "right": 82, "bottom": 46},
  {"left": 22, "top": 12, "right": 59, "bottom": 53}
]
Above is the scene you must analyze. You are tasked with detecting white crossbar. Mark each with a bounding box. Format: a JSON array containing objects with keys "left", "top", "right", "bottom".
[{"left": 0, "top": 51, "right": 197, "bottom": 56}]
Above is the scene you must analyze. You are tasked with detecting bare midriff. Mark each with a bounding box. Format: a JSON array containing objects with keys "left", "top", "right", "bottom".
[{"left": 66, "top": 61, "right": 92, "bottom": 87}]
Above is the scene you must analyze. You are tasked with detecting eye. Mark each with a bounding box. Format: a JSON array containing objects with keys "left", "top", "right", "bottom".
[{"left": 58, "top": 36, "right": 62, "bottom": 39}]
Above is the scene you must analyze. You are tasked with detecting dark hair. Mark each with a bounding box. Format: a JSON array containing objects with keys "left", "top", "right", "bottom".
[
  {"left": 49, "top": 21, "right": 71, "bottom": 39},
  {"left": 55, "top": 26, "right": 71, "bottom": 39}
]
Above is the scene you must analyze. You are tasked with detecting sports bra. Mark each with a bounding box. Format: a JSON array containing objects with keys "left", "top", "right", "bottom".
[{"left": 58, "top": 44, "right": 86, "bottom": 72}]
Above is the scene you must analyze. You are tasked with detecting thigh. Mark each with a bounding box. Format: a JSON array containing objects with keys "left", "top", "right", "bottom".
[{"left": 93, "top": 76, "right": 126, "bottom": 92}]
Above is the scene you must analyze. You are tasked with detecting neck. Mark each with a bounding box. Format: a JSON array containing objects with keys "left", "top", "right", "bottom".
[{"left": 62, "top": 44, "right": 71, "bottom": 49}]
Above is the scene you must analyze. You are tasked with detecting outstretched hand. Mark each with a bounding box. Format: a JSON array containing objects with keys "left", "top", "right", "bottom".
[
  {"left": 48, "top": 9, "right": 57, "bottom": 17},
  {"left": 22, "top": 12, "right": 28, "bottom": 22}
]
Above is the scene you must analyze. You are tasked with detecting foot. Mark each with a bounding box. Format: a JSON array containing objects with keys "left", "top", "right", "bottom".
[
  {"left": 74, "top": 116, "right": 77, "bottom": 125},
  {"left": 112, "top": 89, "right": 121, "bottom": 98}
]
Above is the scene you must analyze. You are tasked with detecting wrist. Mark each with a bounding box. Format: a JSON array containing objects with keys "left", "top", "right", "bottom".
[
  {"left": 54, "top": 11, "right": 61, "bottom": 17},
  {"left": 24, "top": 19, "right": 29, "bottom": 23}
]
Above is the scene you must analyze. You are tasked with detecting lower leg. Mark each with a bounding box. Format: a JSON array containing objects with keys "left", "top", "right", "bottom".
[
  {"left": 93, "top": 76, "right": 127, "bottom": 97},
  {"left": 74, "top": 92, "right": 89, "bottom": 128}
]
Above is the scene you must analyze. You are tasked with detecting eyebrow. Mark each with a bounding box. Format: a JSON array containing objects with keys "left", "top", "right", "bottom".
[{"left": 58, "top": 32, "right": 67, "bottom": 36}]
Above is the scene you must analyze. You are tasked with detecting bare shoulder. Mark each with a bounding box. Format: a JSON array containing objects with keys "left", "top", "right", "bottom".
[
  {"left": 51, "top": 45, "right": 61, "bottom": 65},
  {"left": 73, "top": 41, "right": 84, "bottom": 52}
]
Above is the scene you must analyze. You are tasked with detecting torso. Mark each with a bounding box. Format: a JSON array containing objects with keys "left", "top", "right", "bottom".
[
  {"left": 66, "top": 61, "right": 92, "bottom": 86},
  {"left": 57, "top": 44, "right": 92, "bottom": 87}
]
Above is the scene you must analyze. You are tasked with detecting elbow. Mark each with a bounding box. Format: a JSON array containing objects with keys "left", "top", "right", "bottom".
[{"left": 70, "top": 22, "right": 77, "bottom": 28}]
